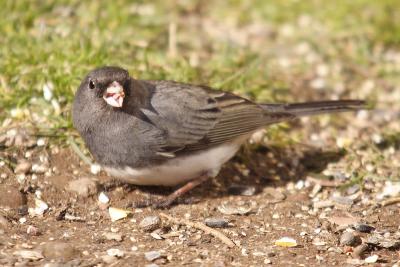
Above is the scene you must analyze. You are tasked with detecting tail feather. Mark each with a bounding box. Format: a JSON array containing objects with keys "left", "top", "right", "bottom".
[{"left": 261, "top": 100, "right": 366, "bottom": 117}]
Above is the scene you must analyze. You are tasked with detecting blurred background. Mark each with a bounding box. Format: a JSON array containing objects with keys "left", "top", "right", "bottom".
[{"left": 0, "top": 0, "right": 399, "bottom": 156}]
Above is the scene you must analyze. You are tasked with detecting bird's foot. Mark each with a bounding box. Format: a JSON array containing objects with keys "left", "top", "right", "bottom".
[{"left": 132, "top": 174, "right": 210, "bottom": 209}]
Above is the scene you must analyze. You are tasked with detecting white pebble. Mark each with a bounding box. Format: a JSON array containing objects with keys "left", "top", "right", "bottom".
[
  {"left": 90, "top": 164, "right": 101, "bottom": 175},
  {"left": 364, "top": 254, "right": 378, "bottom": 263},
  {"left": 98, "top": 192, "right": 110, "bottom": 204},
  {"left": 107, "top": 248, "right": 124, "bottom": 258},
  {"left": 36, "top": 138, "right": 46, "bottom": 147}
]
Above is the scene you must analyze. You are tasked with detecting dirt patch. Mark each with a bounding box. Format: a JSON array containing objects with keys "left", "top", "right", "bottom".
[{"left": 1, "top": 140, "right": 399, "bottom": 266}]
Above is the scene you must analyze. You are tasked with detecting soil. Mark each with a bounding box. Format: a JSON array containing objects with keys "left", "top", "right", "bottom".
[{"left": 1, "top": 139, "right": 399, "bottom": 267}]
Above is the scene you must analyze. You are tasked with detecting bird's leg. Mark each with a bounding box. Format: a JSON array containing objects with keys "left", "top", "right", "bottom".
[{"left": 133, "top": 174, "right": 210, "bottom": 209}]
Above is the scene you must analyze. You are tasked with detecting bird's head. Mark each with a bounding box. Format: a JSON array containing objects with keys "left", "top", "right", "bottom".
[{"left": 80, "top": 66, "right": 130, "bottom": 108}]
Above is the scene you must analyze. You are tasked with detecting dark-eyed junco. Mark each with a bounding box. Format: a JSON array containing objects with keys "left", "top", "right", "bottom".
[{"left": 72, "top": 66, "right": 365, "bottom": 207}]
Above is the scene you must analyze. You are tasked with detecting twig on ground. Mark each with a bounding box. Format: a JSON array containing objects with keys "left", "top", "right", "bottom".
[
  {"left": 381, "top": 197, "right": 400, "bottom": 207},
  {"left": 160, "top": 212, "right": 236, "bottom": 248}
]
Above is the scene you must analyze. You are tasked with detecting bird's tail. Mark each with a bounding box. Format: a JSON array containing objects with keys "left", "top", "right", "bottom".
[{"left": 261, "top": 100, "right": 367, "bottom": 118}]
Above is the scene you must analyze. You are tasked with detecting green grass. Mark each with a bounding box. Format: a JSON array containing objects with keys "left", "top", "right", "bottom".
[{"left": 0, "top": 0, "right": 399, "bottom": 132}]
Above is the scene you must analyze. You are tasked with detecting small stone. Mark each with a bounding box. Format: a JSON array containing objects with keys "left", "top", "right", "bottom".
[
  {"left": 309, "top": 184, "right": 322, "bottom": 198},
  {"left": 102, "top": 254, "right": 117, "bottom": 264},
  {"left": 27, "top": 225, "right": 41, "bottom": 236},
  {"left": 346, "top": 184, "right": 360, "bottom": 195},
  {"left": 331, "top": 196, "right": 353, "bottom": 206},
  {"left": 377, "top": 181, "right": 400, "bottom": 199},
  {"left": 263, "top": 188, "right": 286, "bottom": 203},
  {"left": 67, "top": 178, "right": 99, "bottom": 197},
  {"left": 13, "top": 250, "right": 44, "bottom": 261},
  {"left": 139, "top": 216, "right": 161, "bottom": 232},
  {"left": 340, "top": 232, "right": 361, "bottom": 247},
  {"left": 42, "top": 242, "right": 79, "bottom": 262},
  {"left": 31, "top": 164, "right": 48, "bottom": 174},
  {"left": 274, "top": 237, "right": 298, "bottom": 247},
  {"left": 217, "top": 204, "right": 253, "bottom": 215},
  {"left": 37, "top": 138, "right": 46, "bottom": 146},
  {"left": 31, "top": 198, "right": 48, "bottom": 216},
  {"left": 150, "top": 232, "right": 163, "bottom": 240},
  {"left": 90, "top": 164, "right": 101, "bottom": 175},
  {"left": 14, "top": 160, "right": 32, "bottom": 174},
  {"left": 109, "top": 207, "right": 130, "bottom": 222},
  {"left": 380, "top": 239, "right": 400, "bottom": 249},
  {"left": 107, "top": 248, "right": 124, "bottom": 258},
  {"left": 145, "top": 250, "right": 162, "bottom": 261},
  {"left": 328, "top": 216, "right": 360, "bottom": 227},
  {"left": 227, "top": 185, "right": 256, "bottom": 196},
  {"left": 264, "top": 258, "right": 272, "bottom": 264},
  {"left": 354, "top": 224, "right": 375, "bottom": 233},
  {"left": 312, "top": 238, "right": 326, "bottom": 246},
  {"left": 98, "top": 192, "right": 110, "bottom": 204},
  {"left": 352, "top": 244, "right": 368, "bottom": 259},
  {"left": 313, "top": 200, "right": 334, "bottom": 209},
  {"left": 364, "top": 254, "right": 378, "bottom": 263},
  {"left": 204, "top": 218, "right": 229, "bottom": 228},
  {"left": 104, "top": 232, "right": 123, "bottom": 242}
]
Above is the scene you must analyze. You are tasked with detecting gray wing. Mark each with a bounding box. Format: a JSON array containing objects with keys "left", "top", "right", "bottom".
[{"left": 141, "top": 80, "right": 293, "bottom": 156}]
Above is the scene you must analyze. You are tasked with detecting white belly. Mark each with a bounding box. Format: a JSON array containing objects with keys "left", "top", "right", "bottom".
[{"left": 104, "top": 142, "right": 241, "bottom": 186}]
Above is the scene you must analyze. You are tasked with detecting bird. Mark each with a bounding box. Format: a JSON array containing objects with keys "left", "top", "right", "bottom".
[{"left": 72, "top": 66, "right": 366, "bottom": 208}]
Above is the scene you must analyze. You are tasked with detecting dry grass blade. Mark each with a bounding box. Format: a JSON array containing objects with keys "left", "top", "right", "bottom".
[{"left": 160, "top": 212, "right": 237, "bottom": 248}]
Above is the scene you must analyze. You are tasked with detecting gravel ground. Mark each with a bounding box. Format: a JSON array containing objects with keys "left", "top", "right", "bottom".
[{"left": 1, "top": 112, "right": 400, "bottom": 266}]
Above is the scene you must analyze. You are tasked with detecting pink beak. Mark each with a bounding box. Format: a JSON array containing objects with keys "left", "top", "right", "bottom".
[{"left": 103, "top": 81, "right": 125, "bottom": 108}]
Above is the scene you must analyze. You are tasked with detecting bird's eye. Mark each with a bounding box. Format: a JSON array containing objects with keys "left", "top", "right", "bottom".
[{"left": 88, "top": 79, "right": 96, "bottom": 90}]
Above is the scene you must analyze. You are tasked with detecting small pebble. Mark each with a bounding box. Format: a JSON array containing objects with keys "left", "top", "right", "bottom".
[
  {"left": 346, "top": 184, "right": 360, "bottom": 195},
  {"left": 13, "top": 250, "right": 44, "bottom": 261},
  {"left": 32, "top": 163, "right": 48, "bottom": 174},
  {"left": 109, "top": 207, "right": 130, "bottom": 222},
  {"left": 313, "top": 200, "right": 334, "bottom": 209},
  {"left": 37, "top": 138, "right": 46, "bottom": 146},
  {"left": 204, "top": 218, "right": 229, "bottom": 228},
  {"left": 145, "top": 250, "right": 162, "bottom": 261},
  {"left": 150, "top": 232, "right": 163, "bottom": 240},
  {"left": 264, "top": 258, "right": 272, "bottom": 264},
  {"left": 27, "top": 225, "right": 40, "bottom": 236},
  {"left": 354, "top": 224, "right": 375, "bottom": 233},
  {"left": 14, "top": 160, "right": 32, "bottom": 174},
  {"left": 102, "top": 254, "right": 117, "bottom": 264},
  {"left": 217, "top": 204, "right": 252, "bottom": 215},
  {"left": 274, "top": 237, "right": 297, "bottom": 247},
  {"left": 340, "top": 231, "right": 361, "bottom": 247},
  {"left": 364, "top": 254, "right": 378, "bottom": 263},
  {"left": 107, "top": 248, "right": 124, "bottom": 258},
  {"left": 331, "top": 196, "right": 354, "bottom": 206},
  {"left": 104, "top": 232, "right": 123, "bottom": 242},
  {"left": 67, "top": 178, "right": 99, "bottom": 197},
  {"left": 42, "top": 242, "right": 78, "bottom": 262},
  {"left": 90, "top": 164, "right": 101, "bottom": 175},
  {"left": 139, "top": 216, "right": 161, "bottom": 232},
  {"left": 98, "top": 192, "right": 110, "bottom": 204}
]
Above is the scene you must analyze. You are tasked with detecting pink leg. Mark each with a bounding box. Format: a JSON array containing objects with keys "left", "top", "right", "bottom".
[{"left": 135, "top": 174, "right": 210, "bottom": 209}]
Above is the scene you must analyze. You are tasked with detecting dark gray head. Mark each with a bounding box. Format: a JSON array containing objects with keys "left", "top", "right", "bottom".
[
  {"left": 79, "top": 66, "right": 130, "bottom": 108},
  {"left": 72, "top": 66, "right": 131, "bottom": 132}
]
